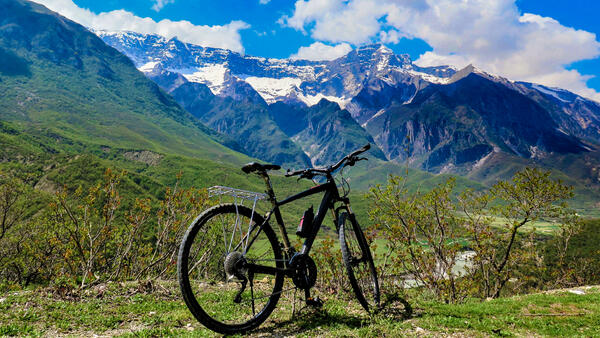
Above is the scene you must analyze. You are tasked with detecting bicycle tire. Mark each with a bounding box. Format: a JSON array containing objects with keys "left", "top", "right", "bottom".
[
  {"left": 338, "top": 211, "right": 380, "bottom": 312},
  {"left": 177, "top": 204, "right": 284, "bottom": 334}
]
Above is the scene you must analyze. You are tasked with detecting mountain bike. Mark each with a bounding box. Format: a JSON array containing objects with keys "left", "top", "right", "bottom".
[{"left": 177, "top": 144, "right": 380, "bottom": 334}]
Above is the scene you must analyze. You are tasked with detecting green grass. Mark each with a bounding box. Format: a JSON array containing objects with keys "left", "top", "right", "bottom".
[{"left": 1, "top": 281, "right": 598, "bottom": 337}]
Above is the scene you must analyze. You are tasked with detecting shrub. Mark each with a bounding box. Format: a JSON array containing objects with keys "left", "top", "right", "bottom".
[
  {"left": 369, "top": 176, "right": 470, "bottom": 303},
  {"left": 369, "top": 168, "right": 577, "bottom": 303}
]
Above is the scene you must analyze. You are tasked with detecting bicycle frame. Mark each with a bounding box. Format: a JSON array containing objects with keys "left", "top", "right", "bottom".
[{"left": 252, "top": 172, "right": 349, "bottom": 261}]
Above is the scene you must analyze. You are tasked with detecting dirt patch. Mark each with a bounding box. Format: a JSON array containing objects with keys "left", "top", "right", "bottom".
[
  {"left": 522, "top": 303, "right": 588, "bottom": 317},
  {"left": 123, "top": 150, "right": 163, "bottom": 166},
  {"left": 34, "top": 175, "right": 60, "bottom": 194}
]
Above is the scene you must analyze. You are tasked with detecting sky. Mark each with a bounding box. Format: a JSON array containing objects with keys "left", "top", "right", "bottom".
[{"left": 31, "top": 0, "right": 600, "bottom": 102}]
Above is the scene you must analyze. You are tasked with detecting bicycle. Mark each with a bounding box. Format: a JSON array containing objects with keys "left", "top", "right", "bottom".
[{"left": 177, "top": 144, "right": 380, "bottom": 334}]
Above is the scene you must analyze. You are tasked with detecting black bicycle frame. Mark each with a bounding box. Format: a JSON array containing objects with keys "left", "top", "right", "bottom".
[
  {"left": 239, "top": 170, "right": 357, "bottom": 279},
  {"left": 252, "top": 172, "right": 347, "bottom": 259}
]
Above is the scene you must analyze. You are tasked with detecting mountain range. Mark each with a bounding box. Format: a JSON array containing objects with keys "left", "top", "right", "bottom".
[
  {"left": 96, "top": 30, "right": 600, "bottom": 183},
  {"left": 1, "top": 0, "right": 600, "bottom": 215}
]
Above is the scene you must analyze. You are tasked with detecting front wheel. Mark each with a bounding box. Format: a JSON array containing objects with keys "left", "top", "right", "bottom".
[
  {"left": 177, "top": 204, "right": 284, "bottom": 334},
  {"left": 338, "top": 211, "right": 380, "bottom": 312}
]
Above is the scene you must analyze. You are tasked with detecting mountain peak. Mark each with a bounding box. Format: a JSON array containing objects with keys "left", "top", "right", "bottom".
[
  {"left": 355, "top": 44, "right": 401, "bottom": 57},
  {"left": 447, "top": 64, "right": 511, "bottom": 85}
]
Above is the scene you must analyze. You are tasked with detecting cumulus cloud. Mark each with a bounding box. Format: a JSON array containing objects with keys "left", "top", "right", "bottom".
[
  {"left": 282, "top": 0, "right": 600, "bottom": 101},
  {"left": 259, "top": 0, "right": 271, "bottom": 4},
  {"left": 151, "top": 0, "right": 175, "bottom": 12},
  {"left": 291, "top": 42, "right": 352, "bottom": 60},
  {"left": 281, "top": 0, "right": 385, "bottom": 44},
  {"left": 31, "top": 0, "right": 250, "bottom": 53}
]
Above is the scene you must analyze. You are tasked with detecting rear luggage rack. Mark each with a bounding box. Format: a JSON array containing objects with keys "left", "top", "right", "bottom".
[{"left": 208, "top": 186, "right": 267, "bottom": 201}]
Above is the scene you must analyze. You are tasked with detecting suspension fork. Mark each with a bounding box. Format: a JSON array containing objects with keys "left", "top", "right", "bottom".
[{"left": 334, "top": 197, "right": 354, "bottom": 227}]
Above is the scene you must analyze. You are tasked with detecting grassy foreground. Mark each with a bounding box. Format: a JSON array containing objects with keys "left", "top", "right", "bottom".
[{"left": 1, "top": 281, "right": 599, "bottom": 337}]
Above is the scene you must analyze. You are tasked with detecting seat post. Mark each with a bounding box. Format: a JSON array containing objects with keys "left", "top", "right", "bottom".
[{"left": 259, "top": 172, "right": 277, "bottom": 205}]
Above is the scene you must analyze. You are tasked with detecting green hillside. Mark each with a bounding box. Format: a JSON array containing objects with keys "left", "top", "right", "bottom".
[{"left": 0, "top": 0, "right": 245, "bottom": 165}]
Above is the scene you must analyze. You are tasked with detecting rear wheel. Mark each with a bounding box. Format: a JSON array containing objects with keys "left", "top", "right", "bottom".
[
  {"left": 338, "top": 211, "right": 380, "bottom": 312},
  {"left": 177, "top": 204, "right": 284, "bottom": 334}
]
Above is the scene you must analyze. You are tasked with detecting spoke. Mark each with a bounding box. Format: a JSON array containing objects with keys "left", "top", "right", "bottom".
[
  {"left": 243, "top": 224, "right": 264, "bottom": 255},
  {"left": 228, "top": 201, "right": 241, "bottom": 253},
  {"left": 235, "top": 222, "right": 256, "bottom": 254},
  {"left": 253, "top": 248, "right": 274, "bottom": 261},
  {"left": 245, "top": 196, "right": 259, "bottom": 252},
  {"left": 221, "top": 213, "right": 228, "bottom": 252}
]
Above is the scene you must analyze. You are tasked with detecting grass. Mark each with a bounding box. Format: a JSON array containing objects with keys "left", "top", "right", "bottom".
[{"left": 1, "top": 281, "right": 599, "bottom": 337}]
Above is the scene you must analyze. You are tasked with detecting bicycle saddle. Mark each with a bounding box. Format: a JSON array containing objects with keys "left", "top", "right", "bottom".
[{"left": 241, "top": 162, "right": 281, "bottom": 174}]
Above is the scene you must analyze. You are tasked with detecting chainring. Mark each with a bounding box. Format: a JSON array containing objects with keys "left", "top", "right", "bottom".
[{"left": 289, "top": 253, "right": 318, "bottom": 289}]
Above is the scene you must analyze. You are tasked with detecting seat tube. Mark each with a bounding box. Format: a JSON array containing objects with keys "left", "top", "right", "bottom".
[{"left": 261, "top": 173, "right": 292, "bottom": 252}]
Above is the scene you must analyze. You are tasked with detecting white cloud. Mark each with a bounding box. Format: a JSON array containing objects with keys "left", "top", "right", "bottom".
[
  {"left": 282, "top": 0, "right": 600, "bottom": 101},
  {"left": 291, "top": 42, "right": 352, "bottom": 61},
  {"left": 259, "top": 0, "right": 271, "bottom": 4},
  {"left": 31, "top": 0, "right": 250, "bottom": 53},
  {"left": 379, "top": 30, "right": 406, "bottom": 44},
  {"left": 151, "top": 0, "right": 175, "bottom": 12},
  {"left": 280, "top": 0, "right": 344, "bottom": 33}
]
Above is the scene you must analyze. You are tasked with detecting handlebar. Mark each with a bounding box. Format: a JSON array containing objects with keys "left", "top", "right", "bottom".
[{"left": 285, "top": 143, "right": 371, "bottom": 179}]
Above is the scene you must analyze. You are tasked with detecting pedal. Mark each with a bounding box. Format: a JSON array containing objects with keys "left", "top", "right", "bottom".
[{"left": 306, "top": 296, "right": 323, "bottom": 308}]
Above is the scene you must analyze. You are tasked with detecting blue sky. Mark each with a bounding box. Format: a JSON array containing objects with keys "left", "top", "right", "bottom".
[{"left": 34, "top": 0, "right": 600, "bottom": 101}]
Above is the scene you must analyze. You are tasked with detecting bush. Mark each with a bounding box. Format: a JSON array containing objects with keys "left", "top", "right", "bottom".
[
  {"left": 0, "top": 169, "right": 211, "bottom": 288},
  {"left": 369, "top": 168, "right": 578, "bottom": 303},
  {"left": 369, "top": 176, "right": 469, "bottom": 303},
  {"left": 542, "top": 218, "right": 600, "bottom": 287}
]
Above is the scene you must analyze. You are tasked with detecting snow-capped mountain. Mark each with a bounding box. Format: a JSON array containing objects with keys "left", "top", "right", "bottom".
[
  {"left": 96, "top": 30, "right": 600, "bottom": 180},
  {"left": 95, "top": 30, "right": 455, "bottom": 110}
]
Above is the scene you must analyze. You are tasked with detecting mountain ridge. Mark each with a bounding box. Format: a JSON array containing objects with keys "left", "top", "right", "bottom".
[{"left": 96, "top": 29, "right": 600, "bottom": 180}]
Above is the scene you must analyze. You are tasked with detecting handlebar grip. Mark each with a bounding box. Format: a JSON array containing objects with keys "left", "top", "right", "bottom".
[{"left": 350, "top": 143, "right": 370, "bottom": 157}]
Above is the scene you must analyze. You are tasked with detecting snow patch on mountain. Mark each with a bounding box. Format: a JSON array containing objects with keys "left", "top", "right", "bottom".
[
  {"left": 243, "top": 76, "right": 302, "bottom": 103},
  {"left": 178, "top": 64, "right": 228, "bottom": 94},
  {"left": 532, "top": 84, "right": 570, "bottom": 103},
  {"left": 139, "top": 61, "right": 159, "bottom": 72},
  {"left": 407, "top": 70, "right": 452, "bottom": 84},
  {"left": 297, "top": 93, "right": 351, "bottom": 108}
]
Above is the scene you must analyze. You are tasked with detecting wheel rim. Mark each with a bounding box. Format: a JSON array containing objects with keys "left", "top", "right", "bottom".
[{"left": 181, "top": 207, "right": 282, "bottom": 327}]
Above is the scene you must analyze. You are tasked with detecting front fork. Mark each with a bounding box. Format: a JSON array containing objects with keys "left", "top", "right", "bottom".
[{"left": 333, "top": 197, "right": 353, "bottom": 231}]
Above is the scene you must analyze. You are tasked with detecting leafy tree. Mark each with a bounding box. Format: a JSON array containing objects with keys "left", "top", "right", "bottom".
[
  {"left": 0, "top": 173, "right": 26, "bottom": 241},
  {"left": 460, "top": 168, "right": 575, "bottom": 298},
  {"left": 135, "top": 173, "right": 210, "bottom": 280},
  {"left": 543, "top": 218, "right": 598, "bottom": 287},
  {"left": 369, "top": 176, "right": 469, "bottom": 303},
  {"left": 369, "top": 168, "right": 577, "bottom": 302},
  {"left": 49, "top": 168, "right": 124, "bottom": 287}
]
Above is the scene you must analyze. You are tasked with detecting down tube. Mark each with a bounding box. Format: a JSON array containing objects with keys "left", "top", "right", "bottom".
[{"left": 300, "top": 188, "right": 334, "bottom": 255}]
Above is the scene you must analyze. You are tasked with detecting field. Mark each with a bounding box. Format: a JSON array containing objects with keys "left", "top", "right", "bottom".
[{"left": 1, "top": 281, "right": 599, "bottom": 337}]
